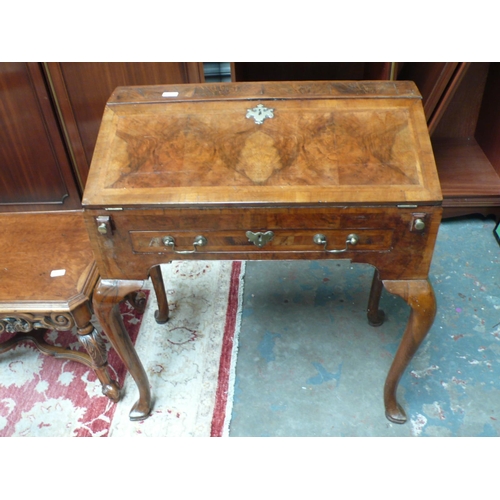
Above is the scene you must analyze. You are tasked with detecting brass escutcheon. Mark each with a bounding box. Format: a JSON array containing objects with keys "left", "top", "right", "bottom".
[
  {"left": 246, "top": 230, "right": 274, "bottom": 248},
  {"left": 246, "top": 104, "right": 274, "bottom": 124}
]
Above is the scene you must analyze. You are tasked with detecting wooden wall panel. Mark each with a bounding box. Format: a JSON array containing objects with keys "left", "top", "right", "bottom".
[
  {"left": 0, "top": 62, "right": 81, "bottom": 211},
  {"left": 397, "top": 62, "right": 459, "bottom": 121}
]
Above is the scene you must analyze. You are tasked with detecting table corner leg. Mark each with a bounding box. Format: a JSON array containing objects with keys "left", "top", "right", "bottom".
[
  {"left": 381, "top": 278, "right": 437, "bottom": 424},
  {"left": 93, "top": 278, "right": 152, "bottom": 421}
]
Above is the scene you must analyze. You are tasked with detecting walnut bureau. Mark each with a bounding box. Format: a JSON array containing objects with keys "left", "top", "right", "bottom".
[{"left": 82, "top": 81, "right": 442, "bottom": 423}]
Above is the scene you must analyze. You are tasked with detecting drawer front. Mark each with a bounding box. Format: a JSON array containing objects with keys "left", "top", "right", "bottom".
[
  {"left": 84, "top": 205, "right": 442, "bottom": 281},
  {"left": 130, "top": 228, "right": 393, "bottom": 254}
]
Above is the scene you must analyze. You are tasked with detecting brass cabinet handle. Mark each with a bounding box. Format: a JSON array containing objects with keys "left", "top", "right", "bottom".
[
  {"left": 313, "top": 233, "right": 359, "bottom": 253},
  {"left": 162, "top": 235, "right": 207, "bottom": 254}
]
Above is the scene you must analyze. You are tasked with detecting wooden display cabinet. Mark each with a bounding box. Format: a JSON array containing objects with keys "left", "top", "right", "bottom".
[
  {"left": 425, "top": 62, "right": 500, "bottom": 218},
  {"left": 395, "top": 62, "right": 500, "bottom": 218}
]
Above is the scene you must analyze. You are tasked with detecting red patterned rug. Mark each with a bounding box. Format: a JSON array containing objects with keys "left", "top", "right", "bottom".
[
  {"left": 0, "top": 261, "right": 244, "bottom": 437},
  {"left": 0, "top": 297, "right": 146, "bottom": 437}
]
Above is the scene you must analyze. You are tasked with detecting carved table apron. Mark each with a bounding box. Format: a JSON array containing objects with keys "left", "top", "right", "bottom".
[{"left": 82, "top": 81, "right": 443, "bottom": 423}]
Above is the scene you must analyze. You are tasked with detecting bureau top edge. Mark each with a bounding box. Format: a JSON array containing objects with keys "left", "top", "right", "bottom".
[
  {"left": 108, "top": 80, "right": 422, "bottom": 105},
  {"left": 82, "top": 201, "right": 443, "bottom": 211}
]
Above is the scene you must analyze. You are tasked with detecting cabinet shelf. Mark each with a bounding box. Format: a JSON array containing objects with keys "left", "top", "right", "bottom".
[
  {"left": 421, "top": 62, "right": 500, "bottom": 218},
  {"left": 432, "top": 137, "right": 500, "bottom": 198}
]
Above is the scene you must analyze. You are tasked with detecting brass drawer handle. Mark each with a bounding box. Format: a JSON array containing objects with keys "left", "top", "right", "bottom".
[
  {"left": 162, "top": 235, "right": 207, "bottom": 254},
  {"left": 313, "top": 233, "right": 359, "bottom": 253}
]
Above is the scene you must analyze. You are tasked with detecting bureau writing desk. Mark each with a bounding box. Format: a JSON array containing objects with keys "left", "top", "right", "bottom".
[{"left": 82, "top": 81, "right": 442, "bottom": 424}]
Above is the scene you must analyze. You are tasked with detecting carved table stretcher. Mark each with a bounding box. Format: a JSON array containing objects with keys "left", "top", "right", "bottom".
[{"left": 82, "top": 81, "right": 442, "bottom": 423}]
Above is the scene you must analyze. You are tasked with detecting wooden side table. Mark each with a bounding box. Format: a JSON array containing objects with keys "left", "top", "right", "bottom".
[
  {"left": 0, "top": 212, "right": 145, "bottom": 405},
  {"left": 83, "top": 81, "right": 443, "bottom": 424}
]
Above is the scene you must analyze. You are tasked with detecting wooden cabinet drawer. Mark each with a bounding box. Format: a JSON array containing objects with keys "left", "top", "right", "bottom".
[
  {"left": 129, "top": 228, "right": 393, "bottom": 255},
  {"left": 84, "top": 205, "right": 441, "bottom": 281}
]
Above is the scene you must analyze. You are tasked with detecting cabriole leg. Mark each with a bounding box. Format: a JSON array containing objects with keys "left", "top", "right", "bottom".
[
  {"left": 93, "top": 278, "right": 151, "bottom": 421},
  {"left": 150, "top": 265, "right": 169, "bottom": 324},
  {"left": 381, "top": 279, "right": 437, "bottom": 424},
  {"left": 367, "top": 268, "right": 385, "bottom": 327}
]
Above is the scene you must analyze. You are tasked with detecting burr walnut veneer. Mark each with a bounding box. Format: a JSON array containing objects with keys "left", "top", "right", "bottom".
[{"left": 83, "top": 81, "right": 443, "bottom": 423}]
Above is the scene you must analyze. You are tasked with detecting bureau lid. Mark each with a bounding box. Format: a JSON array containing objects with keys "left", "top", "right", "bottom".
[{"left": 83, "top": 81, "right": 442, "bottom": 208}]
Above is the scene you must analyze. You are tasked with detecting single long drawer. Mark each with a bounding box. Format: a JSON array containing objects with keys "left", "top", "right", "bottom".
[
  {"left": 129, "top": 228, "right": 393, "bottom": 255},
  {"left": 83, "top": 205, "right": 442, "bottom": 281}
]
